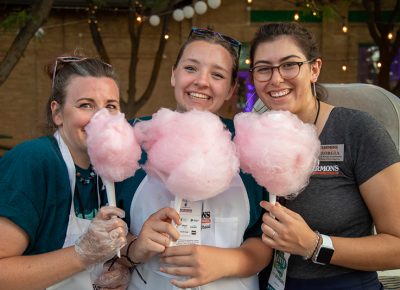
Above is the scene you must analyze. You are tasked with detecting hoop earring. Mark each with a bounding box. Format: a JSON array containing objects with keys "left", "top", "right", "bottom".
[{"left": 312, "top": 82, "right": 317, "bottom": 97}]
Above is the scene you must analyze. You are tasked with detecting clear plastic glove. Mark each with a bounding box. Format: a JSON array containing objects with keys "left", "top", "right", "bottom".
[
  {"left": 92, "top": 260, "right": 131, "bottom": 290},
  {"left": 75, "top": 206, "right": 128, "bottom": 267}
]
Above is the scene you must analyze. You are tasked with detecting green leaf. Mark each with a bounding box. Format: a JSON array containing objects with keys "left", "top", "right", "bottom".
[{"left": 0, "top": 10, "right": 31, "bottom": 31}]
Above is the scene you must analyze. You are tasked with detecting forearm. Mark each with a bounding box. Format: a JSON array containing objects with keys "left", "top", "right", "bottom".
[
  {"left": 331, "top": 234, "right": 400, "bottom": 271},
  {"left": 0, "top": 247, "right": 86, "bottom": 290},
  {"left": 218, "top": 237, "right": 272, "bottom": 278}
]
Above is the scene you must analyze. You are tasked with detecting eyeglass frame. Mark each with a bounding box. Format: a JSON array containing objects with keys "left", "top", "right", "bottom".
[
  {"left": 51, "top": 56, "right": 112, "bottom": 89},
  {"left": 249, "top": 59, "right": 315, "bottom": 82},
  {"left": 188, "top": 27, "right": 242, "bottom": 59}
]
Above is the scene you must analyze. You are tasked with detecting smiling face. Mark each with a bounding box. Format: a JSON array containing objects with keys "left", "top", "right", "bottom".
[
  {"left": 171, "top": 40, "right": 236, "bottom": 114},
  {"left": 252, "top": 36, "right": 321, "bottom": 121},
  {"left": 52, "top": 76, "right": 120, "bottom": 166}
]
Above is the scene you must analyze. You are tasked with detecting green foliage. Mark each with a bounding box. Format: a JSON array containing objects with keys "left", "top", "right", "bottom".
[{"left": 0, "top": 10, "right": 31, "bottom": 31}]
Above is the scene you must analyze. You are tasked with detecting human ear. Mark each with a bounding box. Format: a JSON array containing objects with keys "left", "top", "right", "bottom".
[
  {"left": 170, "top": 66, "right": 176, "bottom": 87},
  {"left": 311, "top": 58, "right": 322, "bottom": 82},
  {"left": 51, "top": 101, "right": 62, "bottom": 126}
]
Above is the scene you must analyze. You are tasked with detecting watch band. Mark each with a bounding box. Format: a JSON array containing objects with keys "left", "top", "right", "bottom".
[{"left": 312, "top": 234, "right": 335, "bottom": 265}]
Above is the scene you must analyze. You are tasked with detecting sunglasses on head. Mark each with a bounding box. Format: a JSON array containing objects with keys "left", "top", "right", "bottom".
[
  {"left": 188, "top": 27, "right": 242, "bottom": 58},
  {"left": 51, "top": 56, "right": 111, "bottom": 89}
]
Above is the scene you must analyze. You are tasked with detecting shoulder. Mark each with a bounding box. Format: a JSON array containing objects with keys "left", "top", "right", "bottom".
[
  {"left": 0, "top": 136, "right": 64, "bottom": 182},
  {"left": 2, "top": 136, "right": 60, "bottom": 163},
  {"left": 331, "top": 107, "right": 381, "bottom": 127}
]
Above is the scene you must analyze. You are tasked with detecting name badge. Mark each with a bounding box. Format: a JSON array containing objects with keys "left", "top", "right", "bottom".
[
  {"left": 172, "top": 199, "right": 202, "bottom": 245},
  {"left": 267, "top": 250, "right": 290, "bottom": 290},
  {"left": 319, "top": 144, "right": 344, "bottom": 162}
]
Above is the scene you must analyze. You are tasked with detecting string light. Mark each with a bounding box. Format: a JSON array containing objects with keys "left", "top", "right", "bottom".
[
  {"left": 342, "top": 65, "right": 347, "bottom": 71},
  {"left": 164, "top": 34, "right": 169, "bottom": 40},
  {"left": 136, "top": 16, "right": 142, "bottom": 22},
  {"left": 377, "top": 62, "right": 382, "bottom": 68},
  {"left": 247, "top": 0, "right": 252, "bottom": 3},
  {"left": 388, "top": 32, "right": 393, "bottom": 40},
  {"left": 342, "top": 24, "right": 348, "bottom": 33},
  {"left": 294, "top": 12, "right": 300, "bottom": 21},
  {"left": 245, "top": 59, "right": 250, "bottom": 65},
  {"left": 312, "top": 11, "right": 317, "bottom": 16}
]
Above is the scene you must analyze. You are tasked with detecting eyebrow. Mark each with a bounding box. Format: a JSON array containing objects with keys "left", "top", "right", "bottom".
[
  {"left": 75, "top": 97, "right": 119, "bottom": 103},
  {"left": 182, "top": 58, "right": 230, "bottom": 74},
  {"left": 253, "top": 55, "right": 303, "bottom": 66}
]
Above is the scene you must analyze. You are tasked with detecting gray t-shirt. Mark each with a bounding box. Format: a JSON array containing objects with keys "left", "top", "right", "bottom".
[{"left": 285, "top": 107, "right": 400, "bottom": 279}]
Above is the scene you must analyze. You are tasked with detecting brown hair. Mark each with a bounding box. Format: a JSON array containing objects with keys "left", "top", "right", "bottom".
[
  {"left": 173, "top": 30, "right": 239, "bottom": 85},
  {"left": 250, "top": 22, "right": 326, "bottom": 99},
  {"left": 44, "top": 57, "right": 120, "bottom": 131}
]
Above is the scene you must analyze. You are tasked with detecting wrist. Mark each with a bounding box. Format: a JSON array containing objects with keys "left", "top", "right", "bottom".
[
  {"left": 302, "top": 231, "right": 321, "bottom": 260},
  {"left": 311, "top": 234, "right": 335, "bottom": 265},
  {"left": 122, "top": 237, "right": 141, "bottom": 267}
]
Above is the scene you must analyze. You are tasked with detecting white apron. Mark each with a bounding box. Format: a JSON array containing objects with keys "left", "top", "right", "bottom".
[
  {"left": 128, "top": 174, "right": 259, "bottom": 290},
  {"left": 47, "top": 131, "right": 94, "bottom": 290}
]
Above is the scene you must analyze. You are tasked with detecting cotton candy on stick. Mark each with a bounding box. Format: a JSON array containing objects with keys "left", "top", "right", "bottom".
[
  {"left": 86, "top": 108, "right": 141, "bottom": 256},
  {"left": 234, "top": 110, "right": 320, "bottom": 206},
  {"left": 134, "top": 108, "right": 239, "bottom": 226}
]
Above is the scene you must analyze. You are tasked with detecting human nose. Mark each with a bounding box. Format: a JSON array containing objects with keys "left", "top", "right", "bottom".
[
  {"left": 269, "top": 66, "right": 284, "bottom": 84},
  {"left": 194, "top": 71, "right": 209, "bottom": 88}
]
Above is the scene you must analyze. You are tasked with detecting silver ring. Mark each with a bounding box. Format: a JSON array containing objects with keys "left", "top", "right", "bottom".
[{"left": 271, "top": 230, "right": 277, "bottom": 240}]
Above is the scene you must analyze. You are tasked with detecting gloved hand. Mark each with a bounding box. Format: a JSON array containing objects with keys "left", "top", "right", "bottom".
[
  {"left": 75, "top": 206, "right": 128, "bottom": 267},
  {"left": 92, "top": 260, "right": 131, "bottom": 290}
]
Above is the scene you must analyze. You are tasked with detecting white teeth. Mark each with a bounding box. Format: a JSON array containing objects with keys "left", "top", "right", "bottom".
[
  {"left": 270, "top": 89, "right": 290, "bottom": 98},
  {"left": 189, "top": 92, "right": 210, "bottom": 100}
]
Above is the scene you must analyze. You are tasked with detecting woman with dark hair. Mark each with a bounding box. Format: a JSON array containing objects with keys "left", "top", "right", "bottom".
[
  {"left": 250, "top": 22, "right": 400, "bottom": 290},
  {"left": 0, "top": 57, "right": 131, "bottom": 290}
]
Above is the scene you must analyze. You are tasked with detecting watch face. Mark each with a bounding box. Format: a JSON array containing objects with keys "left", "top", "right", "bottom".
[{"left": 317, "top": 247, "right": 334, "bottom": 264}]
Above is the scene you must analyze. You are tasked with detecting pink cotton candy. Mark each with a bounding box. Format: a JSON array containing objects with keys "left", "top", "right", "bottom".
[
  {"left": 86, "top": 108, "right": 141, "bottom": 182},
  {"left": 234, "top": 110, "right": 320, "bottom": 198},
  {"left": 134, "top": 108, "right": 239, "bottom": 201}
]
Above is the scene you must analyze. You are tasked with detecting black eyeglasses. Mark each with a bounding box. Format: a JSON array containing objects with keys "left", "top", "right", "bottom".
[
  {"left": 189, "top": 27, "right": 242, "bottom": 58},
  {"left": 250, "top": 60, "right": 314, "bottom": 82},
  {"left": 51, "top": 56, "right": 112, "bottom": 89}
]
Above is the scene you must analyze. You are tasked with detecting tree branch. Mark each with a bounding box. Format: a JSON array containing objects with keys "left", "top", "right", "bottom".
[{"left": 0, "top": 0, "right": 55, "bottom": 85}]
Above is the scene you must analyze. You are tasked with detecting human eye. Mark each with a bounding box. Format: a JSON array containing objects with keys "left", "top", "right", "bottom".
[
  {"left": 211, "top": 72, "right": 225, "bottom": 80},
  {"left": 106, "top": 103, "right": 119, "bottom": 111},
  {"left": 281, "top": 62, "right": 299, "bottom": 70},
  {"left": 184, "top": 65, "right": 197, "bottom": 73},
  {"left": 255, "top": 66, "right": 272, "bottom": 74},
  {"left": 78, "top": 102, "right": 94, "bottom": 109}
]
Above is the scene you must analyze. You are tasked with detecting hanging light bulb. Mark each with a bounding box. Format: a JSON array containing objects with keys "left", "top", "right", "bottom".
[
  {"left": 377, "top": 62, "right": 382, "bottom": 68},
  {"left": 149, "top": 15, "right": 160, "bottom": 26},
  {"left": 342, "top": 24, "right": 348, "bottom": 33},
  {"left": 247, "top": 0, "right": 252, "bottom": 3},
  {"left": 173, "top": 9, "right": 185, "bottom": 22},
  {"left": 183, "top": 6, "right": 195, "bottom": 19},
  {"left": 342, "top": 65, "right": 347, "bottom": 71},
  {"left": 136, "top": 16, "right": 142, "bottom": 22},
  {"left": 164, "top": 34, "right": 169, "bottom": 40},
  {"left": 195, "top": 1, "right": 208, "bottom": 15},
  {"left": 388, "top": 32, "right": 393, "bottom": 40},
  {"left": 207, "top": 0, "right": 221, "bottom": 9},
  {"left": 294, "top": 12, "right": 300, "bottom": 21}
]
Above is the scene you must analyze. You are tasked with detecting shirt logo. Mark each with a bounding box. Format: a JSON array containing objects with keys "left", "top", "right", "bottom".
[{"left": 313, "top": 164, "right": 340, "bottom": 175}]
